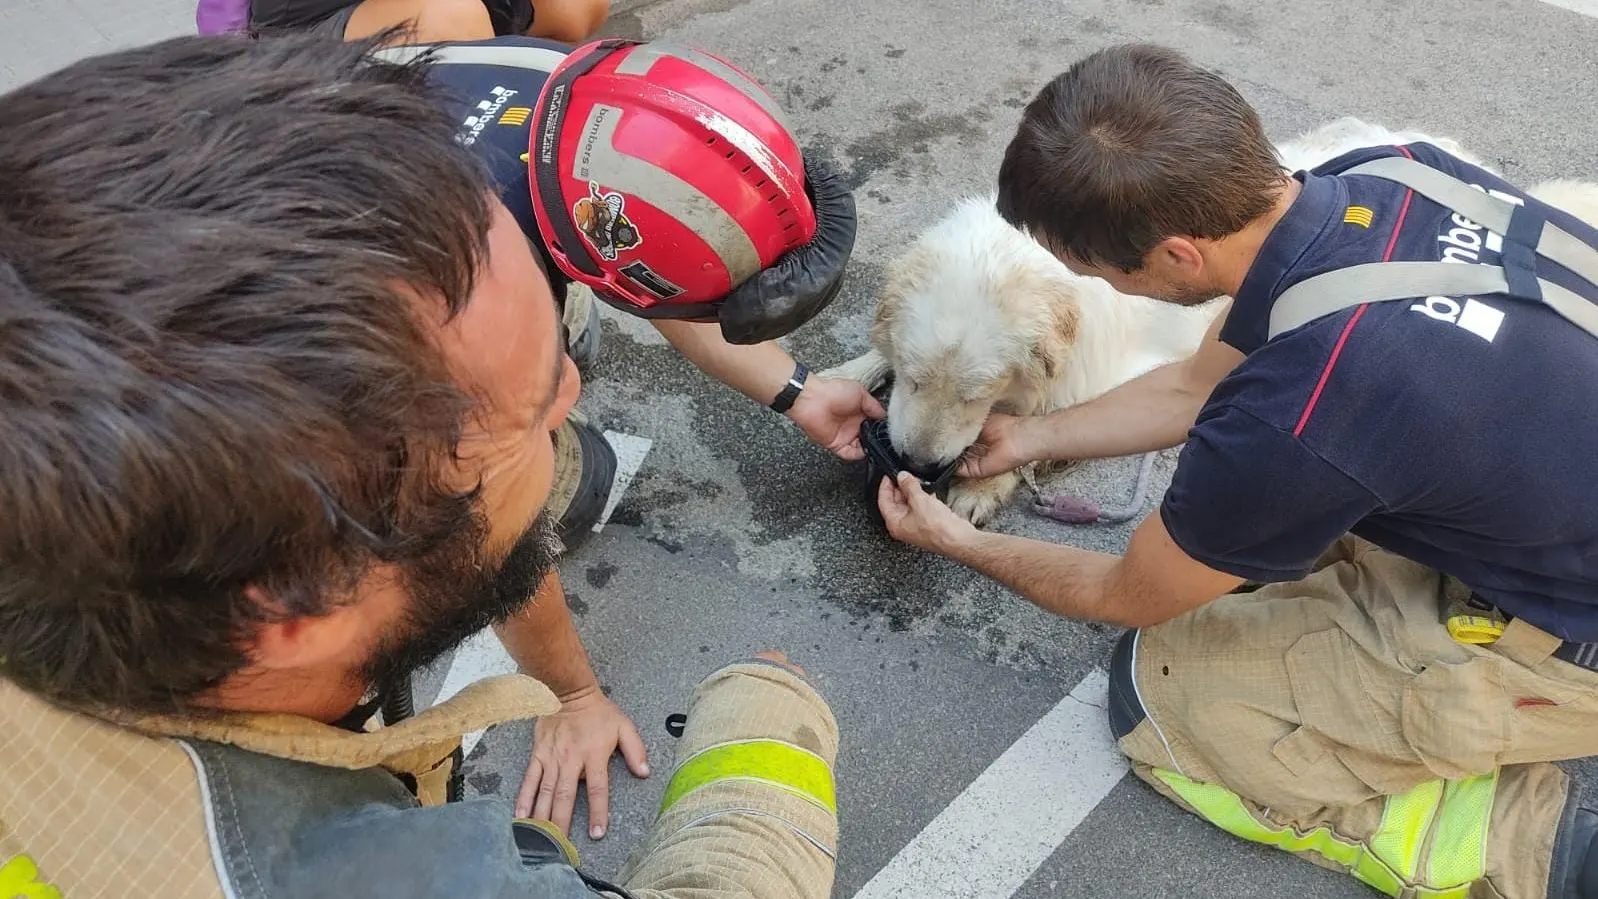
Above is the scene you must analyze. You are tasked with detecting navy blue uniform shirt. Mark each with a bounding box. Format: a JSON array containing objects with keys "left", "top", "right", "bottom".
[
  {"left": 421, "top": 37, "right": 575, "bottom": 299},
  {"left": 1161, "top": 142, "right": 1598, "bottom": 641}
]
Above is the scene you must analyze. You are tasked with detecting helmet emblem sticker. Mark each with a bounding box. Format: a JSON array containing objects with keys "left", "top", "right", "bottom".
[
  {"left": 573, "top": 181, "right": 641, "bottom": 261},
  {"left": 618, "top": 261, "right": 685, "bottom": 301}
]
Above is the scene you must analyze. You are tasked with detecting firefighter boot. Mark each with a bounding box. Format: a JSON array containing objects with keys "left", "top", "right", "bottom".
[
  {"left": 1550, "top": 789, "right": 1598, "bottom": 898},
  {"left": 546, "top": 410, "right": 615, "bottom": 556},
  {"left": 563, "top": 282, "right": 603, "bottom": 376}
]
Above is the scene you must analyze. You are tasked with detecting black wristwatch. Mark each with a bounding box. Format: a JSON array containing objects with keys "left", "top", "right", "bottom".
[{"left": 769, "top": 362, "right": 809, "bottom": 414}]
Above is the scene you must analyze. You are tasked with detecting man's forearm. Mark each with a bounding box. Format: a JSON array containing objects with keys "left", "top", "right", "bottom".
[
  {"left": 651, "top": 318, "right": 793, "bottom": 406},
  {"left": 494, "top": 569, "right": 601, "bottom": 701},
  {"left": 1028, "top": 360, "right": 1209, "bottom": 461},
  {"left": 940, "top": 530, "right": 1143, "bottom": 626}
]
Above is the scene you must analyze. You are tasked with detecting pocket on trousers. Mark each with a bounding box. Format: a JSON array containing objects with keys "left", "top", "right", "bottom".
[
  {"left": 1267, "top": 724, "right": 1386, "bottom": 811},
  {"left": 1285, "top": 628, "right": 1433, "bottom": 797},
  {"left": 1399, "top": 655, "right": 1513, "bottom": 779}
]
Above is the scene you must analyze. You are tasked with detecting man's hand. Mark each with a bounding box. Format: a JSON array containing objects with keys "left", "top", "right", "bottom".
[
  {"left": 957, "top": 412, "right": 1041, "bottom": 479},
  {"left": 878, "top": 471, "right": 978, "bottom": 554},
  {"left": 516, "top": 687, "right": 650, "bottom": 840},
  {"left": 787, "top": 376, "right": 886, "bottom": 461}
]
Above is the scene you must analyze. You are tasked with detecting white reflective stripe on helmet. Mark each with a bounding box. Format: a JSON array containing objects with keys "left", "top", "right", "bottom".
[
  {"left": 611, "top": 43, "right": 793, "bottom": 135},
  {"left": 570, "top": 103, "right": 762, "bottom": 286}
]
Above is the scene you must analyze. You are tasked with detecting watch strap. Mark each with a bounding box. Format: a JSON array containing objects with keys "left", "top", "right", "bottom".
[{"left": 769, "top": 362, "right": 809, "bottom": 414}]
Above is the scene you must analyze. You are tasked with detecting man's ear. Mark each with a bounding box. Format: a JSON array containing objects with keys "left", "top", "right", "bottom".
[
  {"left": 1150, "top": 236, "right": 1207, "bottom": 280},
  {"left": 243, "top": 584, "right": 370, "bottom": 672}
]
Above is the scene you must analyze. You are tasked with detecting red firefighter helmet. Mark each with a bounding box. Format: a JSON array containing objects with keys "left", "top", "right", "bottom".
[{"left": 528, "top": 39, "right": 822, "bottom": 326}]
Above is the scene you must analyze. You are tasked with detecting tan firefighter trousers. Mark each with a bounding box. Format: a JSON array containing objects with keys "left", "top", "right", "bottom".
[{"left": 1118, "top": 536, "right": 1598, "bottom": 899}]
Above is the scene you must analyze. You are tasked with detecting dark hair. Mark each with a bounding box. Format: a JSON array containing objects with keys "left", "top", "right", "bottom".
[
  {"left": 0, "top": 32, "right": 498, "bottom": 714},
  {"left": 996, "top": 43, "right": 1284, "bottom": 272}
]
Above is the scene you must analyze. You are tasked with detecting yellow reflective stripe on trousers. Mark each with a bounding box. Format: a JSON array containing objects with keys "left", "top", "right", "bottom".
[
  {"left": 1153, "top": 770, "right": 1404, "bottom": 896},
  {"left": 1424, "top": 772, "right": 1498, "bottom": 892},
  {"left": 661, "top": 739, "right": 836, "bottom": 815},
  {"left": 1153, "top": 769, "right": 1493, "bottom": 898},
  {"left": 1370, "top": 778, "right": 1443, "bottom": 886}
]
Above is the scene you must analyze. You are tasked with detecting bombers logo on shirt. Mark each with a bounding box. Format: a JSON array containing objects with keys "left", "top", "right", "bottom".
[
  {"left": 458, "top": 86, "right": 519, "bottom": 148},
  {"left": 573, "top": 182, "right": 642, "bottom": 261},
  {"left": 1408, "top": 183, "right": 1524, "bottom": 343}
]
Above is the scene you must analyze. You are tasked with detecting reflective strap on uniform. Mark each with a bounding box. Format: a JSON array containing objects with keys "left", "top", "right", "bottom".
[
  {"left": 1269, "top": 261, "right": 1510, "bottom": 338},
  {"left": 1425, "top": 772, "right": 1498, "bottom": 892},
  {"left": 1154, "top": 769, "right": 1404, "bottom": 896},
  {"left": 661, "top": 739, "right": 836, "bottom": 816},
  {"left": 1539, "top": 280, "right": 1598, "bottom": 339},
  {"left": 1345, "top": 157, "right": 1598, "bottom": 289},
  {"left": 1370, "top": 778, "right": 1443, "bottom": 886},
  {"left": 1540, "top": 225, "right": 1598, "bottom": 291},
  {"left": 1153, "top": 768, "right": 1495, "bottom": 898},
  {"left": 371, "top": 42, "right": 567, "bottom": 73},
  {"left": 1346, "top": 157, "right": 1521, "bottom": 236},
  {"left": 1265, "top": 155, "right": 1598, "bottom": 342},
  {"left": 1270, "top": 267, "right": 1598, "bottom": 342},
  {"left": 0, "top": 854, "right": 64, "bottom": 899}
]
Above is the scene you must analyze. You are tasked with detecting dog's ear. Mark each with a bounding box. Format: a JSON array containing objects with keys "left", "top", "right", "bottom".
[
  {"left": 870, "top": 244, "right": 933, "bottom": 357},
  {"left": 1030, "top": 304, "right": 1080, "bottom": 380},
  {"left": 994, "top": 263, "right": 1081, "bottom": 381}
]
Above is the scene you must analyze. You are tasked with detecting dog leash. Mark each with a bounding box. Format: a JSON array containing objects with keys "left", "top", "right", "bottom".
[{"left": 1019, "top": 451, "right": 1158, "bottom": 525}]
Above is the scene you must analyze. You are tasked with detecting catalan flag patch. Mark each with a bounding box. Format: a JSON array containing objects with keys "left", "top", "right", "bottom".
[{"left": 1344, "top": 205, "right": 1375, "bottom": 228}]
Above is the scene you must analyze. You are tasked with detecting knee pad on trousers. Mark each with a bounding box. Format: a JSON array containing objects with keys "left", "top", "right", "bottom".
[{"left": 1108, "top": 629, "right": 1148, "bottom": 741}]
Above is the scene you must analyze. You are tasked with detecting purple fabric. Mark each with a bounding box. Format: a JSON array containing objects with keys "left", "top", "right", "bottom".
[{"left": 195, "top": 0, "right": 251, "bottom": 34}]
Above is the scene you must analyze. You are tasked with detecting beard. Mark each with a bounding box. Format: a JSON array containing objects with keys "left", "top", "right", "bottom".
[
  {"left": 356, "top": 508, "right": 560, "bottom": 694},
  {"left": 1156, "top": 280, "right": 1225, "bottom": 307}
]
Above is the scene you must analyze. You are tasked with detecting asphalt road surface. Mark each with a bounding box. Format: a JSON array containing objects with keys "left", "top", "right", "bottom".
[
  {"left": 4, "top": 0, "right": 1597, "bottom": 896},
  {"left": 445, "top": 0, "right": 1598, "bottom": 895}
]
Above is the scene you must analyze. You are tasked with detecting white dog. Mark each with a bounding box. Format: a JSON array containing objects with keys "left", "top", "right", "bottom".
[
  {"left": 824, "top": 195, "right": 1220, "bottom": 524},
  {"left": 825, "top": 117, "right": 1598, "bottom": 526}
]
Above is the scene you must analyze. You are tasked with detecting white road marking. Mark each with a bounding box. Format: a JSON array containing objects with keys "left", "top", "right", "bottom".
[
  {"left": 596, "top": 301, "right": 671, "bottom": 346},
  {"left": 427, "top": 430, "right": 652, "bottom": 755},
  {"left": 848, "top": 668, "right": 1130, "bottom": 899},
  {"left": 596, "top": 431, "right": 652, "bottom": 533},
  {"left": 1535, "top": 0, "right": 1598, "bottom": 18},
  {"left": 431, "top": 628, "right": 520, "bottom": 757}
]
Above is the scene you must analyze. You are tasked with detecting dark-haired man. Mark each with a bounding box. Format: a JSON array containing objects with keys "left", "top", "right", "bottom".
[
  {"left": 0, "top": 31, "right": 839, "bottom": 899},
  {"left": 387, "top": 33, "right": 875, "bottom": 842},
  {"left": 881, "top": 42, "right": 1598, "bottom": 899}
]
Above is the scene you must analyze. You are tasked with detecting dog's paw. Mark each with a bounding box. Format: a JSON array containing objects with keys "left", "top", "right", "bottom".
[
  {"left": 817, "top": 349, "right": 891, "bottom": 391},
  {"left": 947, "top": 473, "right": 1021, "bottom": 527}
]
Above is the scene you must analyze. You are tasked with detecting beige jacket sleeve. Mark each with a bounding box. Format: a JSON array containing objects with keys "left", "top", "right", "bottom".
[{"left": 614, "top": 660, "right": 841, "bottom": 899}]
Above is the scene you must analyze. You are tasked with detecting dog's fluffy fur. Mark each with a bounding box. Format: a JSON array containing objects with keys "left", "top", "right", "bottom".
[
  {"left": 824, "top": 117, "right": 1598, "bottom": 526},
  {"left": 824, "top": 196, "right": 1220, "bottom": 524}
]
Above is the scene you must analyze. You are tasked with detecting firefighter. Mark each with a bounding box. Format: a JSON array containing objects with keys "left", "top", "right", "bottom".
[
  {"left": 0, "top": 30, "right": 839, "bottom": 899},
  {"left": 882, "top": 42, "right": 1598, "bottom": 899},
  {"left": 370, "top": 33, "right": 874, "bottom": 840}
]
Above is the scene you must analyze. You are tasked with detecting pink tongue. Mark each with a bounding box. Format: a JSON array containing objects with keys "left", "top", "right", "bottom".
[{"left": 1033, "top": 496, "right": 1101, "bottom": 524}]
